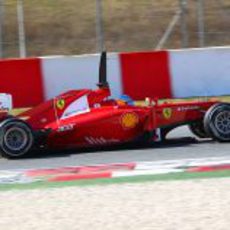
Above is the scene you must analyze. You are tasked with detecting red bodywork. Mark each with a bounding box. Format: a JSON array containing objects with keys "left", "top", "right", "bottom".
[{"left": 13, "top": 87, "right": 217, "bottom": 151}]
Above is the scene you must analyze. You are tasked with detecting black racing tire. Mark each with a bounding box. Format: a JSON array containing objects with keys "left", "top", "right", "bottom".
[
  {"left": 188, "top": 121, "right": 209, "bottom": 138},
  {"left": 204, "top": 103, "right": 230, "bottom": 142},
  {"left": 0, "top": 119, "right": 34, "bottom": 159}
]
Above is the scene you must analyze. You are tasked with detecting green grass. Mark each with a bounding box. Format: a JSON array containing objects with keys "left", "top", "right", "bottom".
[{"left": 1, "top": 170, "right": 230, "bottom": 191}]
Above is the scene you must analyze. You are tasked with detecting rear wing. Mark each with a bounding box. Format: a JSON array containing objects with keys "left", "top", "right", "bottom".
[{"left": 0, "top": 94, "right": 13, "bottom": 111}]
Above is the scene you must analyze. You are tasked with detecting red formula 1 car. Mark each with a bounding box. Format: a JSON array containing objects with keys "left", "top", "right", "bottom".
[{"left": 0, "top": 52, "right": 230, "bottom": 159}]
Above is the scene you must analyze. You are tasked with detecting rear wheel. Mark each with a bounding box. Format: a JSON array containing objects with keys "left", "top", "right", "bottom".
[
  {"left": 0, "top": 119, "right": 34, "bottom": 159},
  {"left": 204, "top": 103, "right": 230, "bottom": 142},
  {"left": 189, "top": 121, "right": 208, "bottom": 138}
]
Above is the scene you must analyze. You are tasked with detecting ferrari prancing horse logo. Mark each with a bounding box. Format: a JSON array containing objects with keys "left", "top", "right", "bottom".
[
  {"left": 56, "top": 99, "right": 65, "bottom": 110},
  {"left": 163, "top": 108, "right": 172, "bottom": 119}
]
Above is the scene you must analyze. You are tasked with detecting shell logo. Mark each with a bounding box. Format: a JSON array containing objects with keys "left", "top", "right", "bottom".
[{"left": 121, "top": 112, "right": 139, "bottom": 129}]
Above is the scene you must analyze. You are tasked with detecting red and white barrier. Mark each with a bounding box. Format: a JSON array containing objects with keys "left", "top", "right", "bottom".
[
  {"left": 120, "top": 46, "right": 230, "bottom": 99},
  {"left": 0, "top": 58, "right": 44, "bottom": 107},
  {"left": 120, "top": 50, "right": 172, "bottom": 99},
  {"left": 170, "top": 47, "right": 230, "bottom": 98},
  {"left": 0, "top": 46, "right": 229, "bottom": 108},
  {"left": 41, "top": 53, "right": 122, "bottom": 100}
]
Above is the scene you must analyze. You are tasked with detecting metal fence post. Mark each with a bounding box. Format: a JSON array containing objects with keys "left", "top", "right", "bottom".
[
  {"left": 96, "top": 0, "right": 104, "bottom": 52},
  {"left": 155, "top": 8, "right": 181, "bottom": 50},
  {"left": 17, "top": 0, "right": 26, "bottom": 57},
  {"left": 179, "top": 0, "right": 189, "bottom": 48},
  {"left": 197, "top": 0, "right": 205, "bottom": 47}
]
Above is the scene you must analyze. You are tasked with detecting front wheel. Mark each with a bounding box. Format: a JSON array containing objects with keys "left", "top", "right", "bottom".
[
  {"left": 0, "top": 119, "right": 34, "bottom": 159},
  {"left": 204, "top": 103, "right": 230, "bottom": 142},
  {"left": 188, "top": 121, "right": 209, "bottom": 138}
]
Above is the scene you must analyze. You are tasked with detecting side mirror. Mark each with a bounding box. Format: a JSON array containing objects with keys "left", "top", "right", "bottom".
[{"left": 0, "top": 94, "right": 13, "bottom": 110}]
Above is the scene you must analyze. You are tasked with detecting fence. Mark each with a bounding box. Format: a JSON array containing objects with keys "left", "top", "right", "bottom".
[{"left": 0, "top": 0, "right": 229, "bottom": 58}]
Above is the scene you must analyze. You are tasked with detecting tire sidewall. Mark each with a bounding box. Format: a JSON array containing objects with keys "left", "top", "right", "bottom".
[
  {"left": 0, "top": 119, "right": 33, "bottom": 158},
  {"left": 204, "top": 103, "right": 230, "bottom": 142},
  {"left": 189, "top": 121, "right": 208, "bottom": 138}
]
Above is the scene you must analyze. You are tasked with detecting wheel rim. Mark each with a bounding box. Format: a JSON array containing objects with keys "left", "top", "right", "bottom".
[
  {"left": 3, "top": 127, "right": 28, "bottom": 151},
  {"left": 214, "top": 111, "right": 230, "bottom": 135}
]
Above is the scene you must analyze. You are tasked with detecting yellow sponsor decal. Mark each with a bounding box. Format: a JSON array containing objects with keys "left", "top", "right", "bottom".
[
  {"left": 121, "top": 112, "right": 139, "bottom": 129},
  {"left": 56, "top": 99, "right": 65, "bottom": 110},
  {"left": 163, "top": 108, "right": 172, "bottom": 119}
]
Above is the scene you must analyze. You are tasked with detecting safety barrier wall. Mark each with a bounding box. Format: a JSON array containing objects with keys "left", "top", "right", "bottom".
[
  {"left": 169, "top": 47, "right": 230, "bottom": 98},
  {"left": 41, "top": 53, "right": 122, "bottom": 100},
  {"left": 120, "top": 46, "right": 230, "bottom": 99},
  {"left": 0, "top": 46, "right": 229, "bottom": 108},
  {"left": 0, "top": 58, "right": 44, "bottom": 107},
  {"left": 120, "top": 51, "right": 172, "bottom": 99}
]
